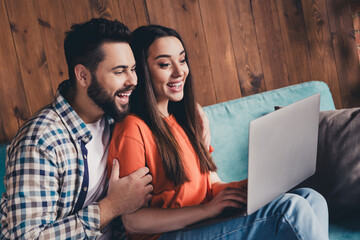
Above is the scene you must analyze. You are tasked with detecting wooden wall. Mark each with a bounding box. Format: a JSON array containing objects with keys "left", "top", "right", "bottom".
[{"left": 0, "top": 0, "right": 359, "bottom": 143}]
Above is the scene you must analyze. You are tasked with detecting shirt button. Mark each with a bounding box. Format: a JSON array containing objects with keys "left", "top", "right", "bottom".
[
  {"left": 83, "top": 155, "right": 87, "bottom": 159},
  {"left": 83, "top": 187, "right": 88, "bottom": 191}
]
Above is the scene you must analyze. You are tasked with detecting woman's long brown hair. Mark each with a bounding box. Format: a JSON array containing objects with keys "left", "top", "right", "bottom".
[{"left": 130, "top": 25, "right": 217, "bottom": 186}]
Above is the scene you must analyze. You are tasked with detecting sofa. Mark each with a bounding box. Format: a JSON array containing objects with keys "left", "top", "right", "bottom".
[{"left": 1, "top": 81, "right": 359, "bottom": 239}]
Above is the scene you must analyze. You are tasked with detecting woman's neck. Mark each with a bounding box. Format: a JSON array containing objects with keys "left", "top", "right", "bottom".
[{"left": 157, "top": 99, "right": 170, "bottom": 117}]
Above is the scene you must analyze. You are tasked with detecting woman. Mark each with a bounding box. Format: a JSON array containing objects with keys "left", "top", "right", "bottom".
[{"left": 107, "top": 25, "right": 329, "bottom": 240}]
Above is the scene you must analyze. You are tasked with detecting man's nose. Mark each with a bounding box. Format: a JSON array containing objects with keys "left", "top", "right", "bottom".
[{"left": 125, "top": 71, "right": 137, "bottom": 86}]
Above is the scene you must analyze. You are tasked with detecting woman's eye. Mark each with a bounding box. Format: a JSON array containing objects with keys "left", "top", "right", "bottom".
[{"left": 159, "top": 63, "right": 170, "bottom": 68}]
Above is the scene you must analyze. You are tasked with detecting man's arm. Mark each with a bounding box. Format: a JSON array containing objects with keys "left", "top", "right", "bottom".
[
  {"left": 98, "top": 159, "right": 153, "bottom": 229},
  {"left": 2, "top": 145, "right": 152, "bottom": 239}
]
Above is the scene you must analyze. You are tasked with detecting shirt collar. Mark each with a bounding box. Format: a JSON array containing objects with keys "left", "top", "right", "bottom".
[{"left": 52, "top": 80, "right": 114, "bottom": 143}]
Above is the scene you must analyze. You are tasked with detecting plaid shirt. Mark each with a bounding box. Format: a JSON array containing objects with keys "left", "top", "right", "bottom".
[{"left": 0, "top": 80, "right": 116, "bottom": 239}]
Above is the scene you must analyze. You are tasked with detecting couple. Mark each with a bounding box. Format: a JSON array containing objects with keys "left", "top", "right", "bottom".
[{"left": 0, "top": 18, "right": 328, "bottom": 239}]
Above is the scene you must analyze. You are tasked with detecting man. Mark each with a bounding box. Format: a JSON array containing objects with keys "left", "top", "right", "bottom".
[{"left": 0, "top": 18, "right": 153, "bottom": 239}]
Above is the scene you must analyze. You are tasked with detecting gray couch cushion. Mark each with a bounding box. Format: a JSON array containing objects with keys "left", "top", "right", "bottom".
[{"left": 300, "top": 108, "right": 360, "bottom": 219}]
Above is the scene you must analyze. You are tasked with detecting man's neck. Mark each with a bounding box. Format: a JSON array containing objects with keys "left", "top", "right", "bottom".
[{"left": 65, "top": 86, "right": 104, "bottom": 124}]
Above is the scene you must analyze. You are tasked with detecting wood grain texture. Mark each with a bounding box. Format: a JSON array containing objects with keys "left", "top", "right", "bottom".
[
  {"left": 118, "top": 0, "right": 149, "bottom": 31},
  {"left": 146, "top": 0, "right": 176, "bottom": 27},
  {"left": 326, "top": 0, "right": 360, "bottom": 107},
  {"left": 1, "top": 0, "right": 360, "bottom": 142},
  {"left": 34, "top": 0, "right": 69, "bottom": 94},
  {"left": 276, "top": 0, "right": 312, "bottom": 85},
  {"left": 252, "top": 0, "right": 290, "bottom": 91},
  {"left": 90, "top": 0, "right": 122, "bottom": 20},
  {"left": 171, "top": 0, "right": 217, "bottom": 106},
  {"left": 5, "top": 0, "right": 54, "bottom": 114},
  {"left": 225, "top": 0, "right": 265, "bottom": 96},
  {"left": 302, "top": 0, "right": 343, "bottom": 108},
  {"left": 62, "top": 0, "right": 93, "bottom": 26},
  {"left": 198, "top": 0, "right": 242, "bottom": 102},
  {"left": 0, "top": 0, "right": 30, "bottom": 142}
]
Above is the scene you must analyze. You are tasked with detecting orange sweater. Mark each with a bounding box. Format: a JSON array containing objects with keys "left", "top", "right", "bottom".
[{"left": 107, "top": 114, "right": 213, "bottom": 240}]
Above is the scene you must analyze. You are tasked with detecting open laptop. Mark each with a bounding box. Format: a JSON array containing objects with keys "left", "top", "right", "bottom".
[{"left": 187, "top": 93, "right": 320, "bottom": 228}]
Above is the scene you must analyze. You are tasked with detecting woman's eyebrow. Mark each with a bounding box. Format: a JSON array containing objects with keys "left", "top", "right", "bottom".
[{"left": 154, "top": 50, "right": 185, "bottom": 60}]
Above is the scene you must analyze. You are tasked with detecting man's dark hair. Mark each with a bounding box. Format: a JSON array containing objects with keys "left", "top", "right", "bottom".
[{"left": 64, "top": 18, "right": 131, "bottom": 84}]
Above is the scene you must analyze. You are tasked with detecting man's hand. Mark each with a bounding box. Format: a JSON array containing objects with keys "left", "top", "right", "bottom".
[
  {"left": 196, "top": 103, "right": 211, "bottom": 150},
  {"left": 99, "top": 159, "right": 153, "bottom": 229}
]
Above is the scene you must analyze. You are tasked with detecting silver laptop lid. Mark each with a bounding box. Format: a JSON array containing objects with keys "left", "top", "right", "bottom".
[{"left": 247, "top": 93, "right": 320, "bottom": 215}]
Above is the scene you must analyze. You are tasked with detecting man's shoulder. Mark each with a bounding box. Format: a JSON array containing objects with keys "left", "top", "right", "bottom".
[{"left": 10, "top": 105, "right": 70, "bottom": 154}]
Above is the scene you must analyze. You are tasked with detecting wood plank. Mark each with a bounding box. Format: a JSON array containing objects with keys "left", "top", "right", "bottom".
[
  {"left": 118, "top": 0, "right": 149, "bottom": 31},
  {"left": 90, "top": 0, "right": 122, "bottom": 20},
  {"left": 132, "top": 0, "right": 149, "bottom": 27},
  {"left": 146, "top": 0, "right": 177, "bottom": 27},
  {"left": 34, "top": 0, "right": 69, "bottom": 94},
  {"left": 198, "top": 0, "right": 242, "bottom": 103},
  {"left": 170, "top": 0, "right": 217, "bottom": 106},
  {"left": 0, "top": 0, "right": 31, "bottom": 142},
  {"left": 326, "top": 0, "right": 360, "bottom": 108},
  {"left": 225, "top": 0, "right": 265, "bottom": 96},
  {"left": 276, "top": 0, "right": 312, "bottom": 85},
  {"left": 251, "top": 0, "right": 290, "bottom": 91},
  {"left": 301, "top": 0, "right": 343, "bottom": 108},
  {"left": 5, "top": 0, "right": 54, "bottom": 115},
  {"left": 62, "top": 0, "right": 93, "bottom": 26}
]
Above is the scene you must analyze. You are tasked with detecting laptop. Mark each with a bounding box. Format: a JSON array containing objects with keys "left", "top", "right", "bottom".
[{"left": 187, "top": 93, "right": 320, "bottom": 228}]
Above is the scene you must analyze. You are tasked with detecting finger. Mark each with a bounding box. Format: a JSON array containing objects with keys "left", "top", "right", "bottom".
[
  {"left": 110, "top": 159, "right": 120, "bottom": 181},
  {"left": 131, "top": 167, "right": 150, "bottom": 178},
  {"left": 220, "top": 200, "right": 244, "bottom": 209},
  {"left": 145, "top": 193, "right": 153, "bottom": 203},
  {"left": 141, "top": 174, "right": 153, "bottom": 185},
  {"left": 218, "top": 192, "right": 247, "bottom": 204},
  {"left": 145, "top": 184, "right": 153, "bottom": 194},
  {"left": 222, "top": 188, "right": 247, "bottom": 197}
]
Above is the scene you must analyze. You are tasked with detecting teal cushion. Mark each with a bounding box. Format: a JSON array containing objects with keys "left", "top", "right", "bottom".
[
  {"left": 0, "top": 144, "right": 7, "bottom": 196},
  {"left": 203, "top": 81, "right": 335, "bottom": 182},
  {"left": 329, "top": 213, "right": 360, "bottom": 240}
]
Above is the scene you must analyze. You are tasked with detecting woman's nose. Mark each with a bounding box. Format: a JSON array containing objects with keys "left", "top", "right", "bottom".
[{"left": 171, "top": 63, "right": 184, "bottom": 78}]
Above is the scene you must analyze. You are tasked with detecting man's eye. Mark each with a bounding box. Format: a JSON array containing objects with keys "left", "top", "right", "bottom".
[
  {"left": 131, "top": 68, "right": 136, "bottom": 72},
  {"left": 114, "top": 71, "right": 124, "bottom": 74},
  {"left": 180, "top": 59, "right": 187, "bottom": 64}
]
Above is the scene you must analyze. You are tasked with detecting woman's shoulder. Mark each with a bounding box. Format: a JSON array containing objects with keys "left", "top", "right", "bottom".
[{"left": 113, "top": 114, "right": 150, "bottom": 135}]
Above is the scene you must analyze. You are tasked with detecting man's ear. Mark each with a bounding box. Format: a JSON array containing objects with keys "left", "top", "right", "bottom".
[{"left": 74, "top": 64, "right": 91, "bottom": 88}]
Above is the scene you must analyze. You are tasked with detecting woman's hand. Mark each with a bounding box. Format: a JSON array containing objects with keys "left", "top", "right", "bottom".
[{"left": 204, "top": 186, "right": 247, "bottom": 218}]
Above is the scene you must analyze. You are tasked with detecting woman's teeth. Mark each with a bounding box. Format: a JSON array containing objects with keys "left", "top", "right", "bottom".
[{"left": 167, "top": 82, "right": 182, "bottom": 88}]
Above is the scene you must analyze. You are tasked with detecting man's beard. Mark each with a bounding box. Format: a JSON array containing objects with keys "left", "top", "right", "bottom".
[{"left": 87, "top": 73, "right": 133, "bottom": 122}]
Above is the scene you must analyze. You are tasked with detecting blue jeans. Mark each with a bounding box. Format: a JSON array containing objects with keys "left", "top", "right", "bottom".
[{"left": 160, "top": 188, "right": 329, "bottom": 240}]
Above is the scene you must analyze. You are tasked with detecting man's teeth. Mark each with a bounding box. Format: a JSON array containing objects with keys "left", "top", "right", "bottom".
[
  {"left": 118, "top": 92, "right": 131, "bottom": 97},
  {"left": 168, "top": 82, "right": 182, "bottom": 87}
]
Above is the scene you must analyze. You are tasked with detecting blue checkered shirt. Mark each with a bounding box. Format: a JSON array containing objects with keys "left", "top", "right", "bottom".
[{"left": 0, "top": 80, "right": 117, "bottom": 239}]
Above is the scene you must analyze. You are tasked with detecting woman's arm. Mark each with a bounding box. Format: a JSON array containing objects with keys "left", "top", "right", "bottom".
[
  {"left": 210, "top": 171, "right": 248, "bottom": 198},
  {"left": 122, "top": 187, "right": 246, "bottom": 234}
]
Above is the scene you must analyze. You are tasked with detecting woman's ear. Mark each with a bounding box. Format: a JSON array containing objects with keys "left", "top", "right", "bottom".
[{"left": 74, "top": 64, "right": 91, "bottom": 88}]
